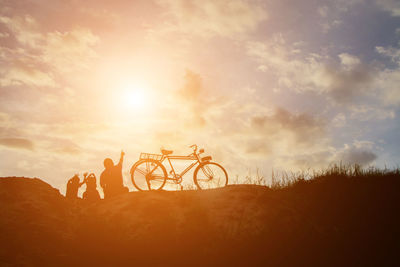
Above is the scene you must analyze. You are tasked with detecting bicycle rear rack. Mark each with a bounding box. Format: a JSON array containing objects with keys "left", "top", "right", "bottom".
[{"left": 140, "top": 153, "right": 163, "bottom": 161}]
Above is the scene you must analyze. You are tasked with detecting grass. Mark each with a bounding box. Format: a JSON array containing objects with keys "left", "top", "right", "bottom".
[
  {"left": 184, "top": 163, "right": 400, "bottom": 191},
  {"left": 237, "top": 163, "right": 400, "bottom": 189}
]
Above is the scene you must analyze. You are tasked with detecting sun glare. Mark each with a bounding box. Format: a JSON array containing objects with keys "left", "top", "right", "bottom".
[
  {"left": 124, "top": 90, "right": 146, "bottom": 108},
  {"left": 121, "top": 86, "right": 148, "bottom": 110}
]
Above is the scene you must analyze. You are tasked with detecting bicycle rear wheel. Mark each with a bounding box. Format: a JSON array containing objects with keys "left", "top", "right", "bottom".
[
  {"left": 131, "top": 159, "right": 167, "bottom": 191},
  {"left": 193, "top": 162, "right": 228, "bottom": 190}
]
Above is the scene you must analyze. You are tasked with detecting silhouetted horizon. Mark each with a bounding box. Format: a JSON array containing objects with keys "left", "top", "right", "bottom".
[{"left": 1, "top": 165, "right": 399, "bottom": 266}]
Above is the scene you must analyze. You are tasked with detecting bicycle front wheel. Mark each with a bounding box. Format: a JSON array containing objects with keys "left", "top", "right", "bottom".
[
  {"left": 193, "top": 162, "right": 228, "bottom": 190},
  {"left": 131, "top": 159, "right": 167, "bottom": 191}
]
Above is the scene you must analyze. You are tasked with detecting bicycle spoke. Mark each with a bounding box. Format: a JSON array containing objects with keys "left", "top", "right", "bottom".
[
  {"left": 203, "top": 165, "right": 213, "bottom": 178},
  {"left": 195, "top": 163, "right": 227, "bottom": 190},
  {"left": 132, "top": 160, "right": 167, "bottom": 191},
  {"left": 135, "top": 168, "right": 147, "bottom": 176}
]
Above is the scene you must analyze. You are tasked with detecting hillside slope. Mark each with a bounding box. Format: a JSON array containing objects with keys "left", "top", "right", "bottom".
[{"left": 0, "top": 174, "right": 399, "bottom": 266}]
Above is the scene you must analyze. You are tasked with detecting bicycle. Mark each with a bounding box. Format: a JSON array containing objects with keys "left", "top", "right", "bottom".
[{"left": 130, "top": 145, "right": 228, "bottom": 191}]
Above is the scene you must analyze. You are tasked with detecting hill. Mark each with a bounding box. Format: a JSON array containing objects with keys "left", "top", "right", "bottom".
[{"left": 0, "top": 169, "right": 399, "bottom": 266}]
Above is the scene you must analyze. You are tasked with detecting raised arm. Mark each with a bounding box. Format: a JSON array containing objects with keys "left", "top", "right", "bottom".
[
  {"left": 79, "top": 173, "right": 88, "bottom": 186},
  {"left": 117, "top": 150, "right": 125, "bottom": 167}
]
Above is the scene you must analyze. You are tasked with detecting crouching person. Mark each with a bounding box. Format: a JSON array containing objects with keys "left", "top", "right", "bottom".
[{"left": 82, "top": 173, "right": 101, "bottom": 201}]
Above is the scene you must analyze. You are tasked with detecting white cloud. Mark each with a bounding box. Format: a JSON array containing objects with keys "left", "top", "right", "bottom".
[
  {"left": 0, "top": 15, "right": 42, "bottom": 47},
  {"left": 242, "top": 108, "right": 330, "bottom": 165},
  {"left": 42, "top": 28, "right": 99, "bottom": 73},
  {"left": 321, "top": 20, "right": 343, "bottom": 33},
  {"left": 318, "top": 6, "right": 329, "bottom": 17},
  {"left": 375, "top": 45, "right": 400, "bottom": 106},
  {"left": 376, "top": 68, "right": 400, "bottom": 106},
  {"left": 247, "top": 37, "right": 374, "bottom": 102},
  {"left": 349, "top": 105, "right": 395, "bottom": 120},
  {"left": 156, "top": 0, "right": 267, "bottom": 38},
  {"left": 334, "top": 141, "right": 378, "bottom": 166},
  {"left": 374, "top": 0, "right": 400, "bottom": 16},
  {"left": 276, "top": 139, "right": 379, "bottom": 169},
  {"left": 332, "top": 113, "right": 346, "bottom": 127},
  {"left": 396, "top": 28, "right": 400, "bottom": 37},
  {"left": 0, "top": 15, "right": 99, "bottom": 90},
  {"left": 339, "top": 53, "right": 361, "bottom": 67},
  {"left": 376, "top": 45, "right": 400, "bottom": 65},
  {"left": 335, "top": 0, "right": 365, "bottom": 12},
  {"left": 0, "top": 55, "right": 56, "bottom": 87}
]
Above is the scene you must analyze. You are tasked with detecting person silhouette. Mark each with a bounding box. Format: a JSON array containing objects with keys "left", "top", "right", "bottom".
[
  {"left": 100, "top": 151, "right": 128, "bottom": 199},
  {"left": 82, "top": 173, "right": 101, "bottom": 201},
  {"left": 66, "top": 174, "right": 84, "bottom": 199}
]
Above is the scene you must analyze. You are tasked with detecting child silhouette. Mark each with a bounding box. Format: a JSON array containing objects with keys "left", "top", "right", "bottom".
[
  {"left": 66, "top": 174, "right": 84, "bottom": 199},
  {"left": 82, "top": 173, "right": 100, "bottom": 201}
]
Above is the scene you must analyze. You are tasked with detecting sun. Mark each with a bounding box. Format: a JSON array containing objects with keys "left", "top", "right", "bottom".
[
  {"left": 121, "top": 86, "right": 148, "bottom": 110},
  {"left": 124, "top": 89, "right": 146, "bottom": 108}
]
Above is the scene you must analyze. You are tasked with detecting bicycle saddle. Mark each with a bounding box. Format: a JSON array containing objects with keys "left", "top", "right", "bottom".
[{"left": 161, "top": 149, "right": 173, "bottom": 155}]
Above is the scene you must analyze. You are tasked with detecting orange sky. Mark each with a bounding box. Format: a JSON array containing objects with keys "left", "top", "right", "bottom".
[{"left": 1, "top": 0, "right": 400, "bottom": 193}]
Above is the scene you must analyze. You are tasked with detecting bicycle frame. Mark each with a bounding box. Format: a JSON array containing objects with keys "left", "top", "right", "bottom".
[
  {"left": 144, "top": 153, "right": 203, "bottom": 183},
  {"left": 162, "top": 154, "right": 201, "bottom": 181}
]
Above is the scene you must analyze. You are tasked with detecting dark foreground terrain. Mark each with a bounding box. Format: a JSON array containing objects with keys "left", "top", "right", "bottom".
[{"left": 1, "top": 169, "right": 399, "bottom": 266}]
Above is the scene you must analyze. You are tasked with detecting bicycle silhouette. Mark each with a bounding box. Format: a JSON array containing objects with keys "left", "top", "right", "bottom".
[{"left": 130, "top": 145, "right": 228, "bottom": 190}]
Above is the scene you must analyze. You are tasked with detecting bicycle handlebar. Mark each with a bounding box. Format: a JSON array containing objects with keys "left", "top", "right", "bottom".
[{"left": 190, "top": 144, "right": 198, "bottom": 152}]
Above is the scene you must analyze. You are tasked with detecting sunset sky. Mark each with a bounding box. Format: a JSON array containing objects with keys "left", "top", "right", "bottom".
[{"left": 1, "top": 0, "right": 400, "bottom": 192}]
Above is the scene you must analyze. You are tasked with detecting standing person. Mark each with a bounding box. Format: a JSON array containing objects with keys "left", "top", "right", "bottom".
[
  {"left": 82, "top": 173, "right": 101, "bottom": 201},
  {"left": 100, "top": 151, "right": 128, "bottom": 199},
  {"left": 66, "top": 174, "right": 84, "bottom": 199}
]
